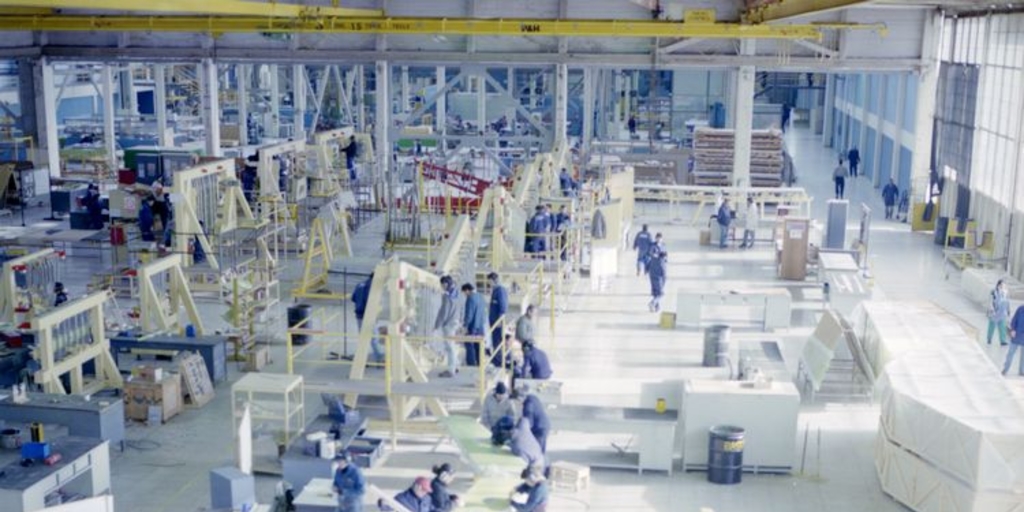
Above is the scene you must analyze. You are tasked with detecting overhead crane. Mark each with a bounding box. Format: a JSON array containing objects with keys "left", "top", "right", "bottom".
[{"left": 0, "top": 8, "right": 886, "bottom": 40}]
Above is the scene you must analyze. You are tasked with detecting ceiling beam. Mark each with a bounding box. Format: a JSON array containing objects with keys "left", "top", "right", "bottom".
[
  {"left": 0, "top": 14, "right": 848, "bottom": 40},
  {"left": 657, "top": 38, "right": 708, "bottom": 54},
  {"left": 743, "top": 0, "right": 874, "bottom": 23},
  {"left": 27, "top": 45, "right": 923, "bottom": 72},
  {"left": 0, "top": 0, "right": 383, "bottom": 17}
]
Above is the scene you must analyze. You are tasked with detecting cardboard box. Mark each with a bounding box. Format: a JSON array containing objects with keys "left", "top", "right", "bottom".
[
  {"left": 125, "top": 373, "right": 182, "bottom": 423},
  {"left": 244, "top": 346, "right": 270, "bottom": 372}
]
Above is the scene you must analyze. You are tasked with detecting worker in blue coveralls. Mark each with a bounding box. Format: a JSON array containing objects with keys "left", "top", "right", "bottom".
[
  {"left": 1002, "top": 304, "right": 1024, "bottom": 376},
  {"left": 345, "top": 135, "right": 359, "bottom": 181},
  {"left": 488, "top": 272, "right": 509, "bottom": 367},
  {"left": 526, "top": 205, "right": 549, "bottom": 255},
  {"left": 518, "top": 341, "right": 552, "bottom": 381},
  {"left": 352, "top": 273, "right": 383, "bottom": 363},
  {"left": 633, "top": 224, "right": 653, "bottom": 276},
  {"left": 461, "top": 283, "right": 486, "bottom": 367},
  {"left": 559, "top": 168, "right": 577, "bottom": 197},
  {"left": 332, "top": 451, "right": 365, "bottom": 512},
  {"left": 139, "top": 197, "right": 156, "bottom": 242},
  {"left": 516, "top": 388, "right": 551, "bottom": 454}
]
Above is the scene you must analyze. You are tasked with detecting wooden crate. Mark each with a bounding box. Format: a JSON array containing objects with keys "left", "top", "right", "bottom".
[
  {"left": 125, "top": 373, "right": 182, "bottom": 423},
  {"left": 179, "top": 352, "right": 216, "bottom": 408}
]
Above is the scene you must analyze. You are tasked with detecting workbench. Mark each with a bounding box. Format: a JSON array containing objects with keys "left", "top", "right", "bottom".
[
  {"left": 0, "top": 393, "right": 124, "bottom": 450},
  {"left": 548, "top": 404, "right": 677, "bottom": 474},
  {"left": 108, "top": 334, "right": 227, "bottom": 383},
  {"left": 290, "top": 477, "right": 337, "bottom": 512},
  {"left": 676, "top": 289, "right": 792, "bottom": 331},
  {"left": 0, "top": 436, "right": 110, "bottom": 512},
  {"left": 680, "top": 379, "right": 799, "bottom": 474},
  {"left": 282, "top": 415, "right": 368, "bottom": 494}
]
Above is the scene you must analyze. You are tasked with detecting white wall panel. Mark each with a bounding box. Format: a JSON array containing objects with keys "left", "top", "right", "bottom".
[{"left": 843, "top": 9, "right": 925, "bottom": 59}]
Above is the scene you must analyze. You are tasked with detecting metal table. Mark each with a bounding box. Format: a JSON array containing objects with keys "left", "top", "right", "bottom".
[
  {"left": 548, "top": 404, "right": 678, "bottom": 474},
  {"left": 109, "top": 334, "right": 227, "bottom": 383},
  {"left": 0, "top": 393, "right": 124, "bottom": 450},
  {"left": 0, "top": 436, "right": 111, "bottom": 512}
]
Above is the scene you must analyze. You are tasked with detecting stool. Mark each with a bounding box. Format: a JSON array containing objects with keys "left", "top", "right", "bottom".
[{"left": 549, "top": 461, "right": 590, "bottom": 492}]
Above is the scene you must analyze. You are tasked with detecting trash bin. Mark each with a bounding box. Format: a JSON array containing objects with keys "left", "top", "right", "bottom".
[
  {"left": 288, "top": 304, "right": 314, "bottom": 346},
  {"left": 707, "top": 425, "right": 745, "bottom": 484},
  {"left": 702, "top": 325, "right": 730, "bottom": 367}
]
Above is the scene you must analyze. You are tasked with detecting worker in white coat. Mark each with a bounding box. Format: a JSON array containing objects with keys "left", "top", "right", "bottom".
[{"left": 740, "top": 196, "right": 759, "bottom": 249}]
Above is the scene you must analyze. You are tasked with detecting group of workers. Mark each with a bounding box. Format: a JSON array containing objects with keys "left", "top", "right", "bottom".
[
  {"left": 986, "top": 280, "right": 1024, "bottom": 377},
  {"left": 526, "top": 204, "right": 572, "bottom": 257},
  {"left": 479, "top": 380, "right": 551, "bottom": 512}
]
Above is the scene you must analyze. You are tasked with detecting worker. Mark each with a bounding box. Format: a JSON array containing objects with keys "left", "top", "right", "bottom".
[
  {"left": 633, "top": 224, "right": 653, "bottom": 276},
  {"left": 387, "top": 477, "right": 432, "bottom": 512},
  {"left": 555, "top": 207, "right": 572, "bottom": 261},
  {"left": 781, "top": 103, "right": 791, "bottom": 133},
  {"left": 345, "top": 135, "right": 359, "bottom": 181},
  {"left": 515, "top": 305, "right": 536, "bottom": 345},
  {"left": 138, "top": 197, "right": 156, "bottom": 242},
  {"left": 509, "top": 417, "right": 546, "bottom": 468},
  {"left": 518, "top": 388, "right": 551, "bottom": 453},
  {"left": 429, "top": 463, "right": 460, "bottom": 512},
  {"left": 988, "top": 280, "right": 1011, "bottom": 346},
  {"left": 648, "top": 250, "right": 667, "bottom": 312},
  {"left": 352, "top": 274, "right": 383, "bottom": 363},
  {"left": 241, "top": 154, "right": 259, "bottom": 204},
  {"left": 162, "top": 216, "right": 175, "bottom": 248},
  {"left": 527, "top": 206, "right": 548, "bottom": 255},
  {"left": 434, "top": 275, "right": 461, "bottom": 378},
  {"left": 518, "top": 341, "right": 552, "bottom": 381},
  {"left": 53, "top": 282, "right": 68, "bottom": 307},
  {"left": 882, "top": 179, "right": 900, "bottom": 220},
  {"left": 628, "top": 115, "right": 637, "bottom": 137},
  {"left": 1003, "top": 304, "right": 1024, "bottom": 376},
  {"left": 510, "top": 465, "right": 549, "bottom": 512},
  {"left": 461, "top": 283, "right": 486, "bottom": 367},
  {"left": 150, "top": 180, "right": 169, "bottom": 230},
  {"left": 739, "top": 196, "right": 758, "bottom": 249},
  {"left": 558, "top": 168, "right": 577, "bottom": 197},
  {"left": 84, "top": 184, "right": 104, "bottom": 229},
  {"left": 716, "top": 198, "right": 732, "bottom": 249},
  {"left": 480, "top": 381, "right": 516, "bottom": 430},
  {"left": 332, "top": 451, "right": 366, "bottom": 512},
  {"left": 192, "top": 220, "right": 207, "bottom": 265},
  {"left": 833, "top": 157, "right": 848, "bottom": 200},
  {"left": 847, "top": 147, "right": 861, "bottom": 178},
  {"left": 488, "top": 272, "right": 508, "bottom": 367},
  {"left": 649, "top": 232, "right": 665, "bottom": 258}
]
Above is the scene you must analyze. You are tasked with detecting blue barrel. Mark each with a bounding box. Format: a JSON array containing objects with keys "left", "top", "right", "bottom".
[
  {"left": 288, "top": 304, "right": 314, "bottom": 346},
  {"left": 707, "top": 425, "right": 745, "bottom": 484}
]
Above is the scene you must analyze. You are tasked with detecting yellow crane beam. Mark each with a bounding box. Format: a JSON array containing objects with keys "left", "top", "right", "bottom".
[
  {"left": 0, "top": 0, "right": 383, "bottom": 18},
  {"left": 743, "top": 0, "right": 873, "bottom": 24},
  {"left": 0, "top": 14, "right": 880, "bottom": 40}
]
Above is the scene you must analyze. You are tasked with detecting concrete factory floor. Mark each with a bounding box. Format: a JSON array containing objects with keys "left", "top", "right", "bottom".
[{"left": 19, "top": 125, "right": 1007, "bottom": 512}]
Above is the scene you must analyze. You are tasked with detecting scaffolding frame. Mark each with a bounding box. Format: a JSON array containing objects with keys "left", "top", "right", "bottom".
[
  {"left": 0, "top": 248, "right": 63, "bottom": 325},
  {"left": 137, "top": 254, "right": 205, "bottom": 336},
  {"left": 33, "top": 290, "right": 123, "bottom": 395},
  {"left": 292, "top": 198, "right": 354, "bottom": 300}
]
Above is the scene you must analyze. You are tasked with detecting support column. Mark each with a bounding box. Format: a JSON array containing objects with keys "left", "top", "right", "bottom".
[
  {"left": 122, "top": 64, "right": 138, "bottom": 117},
  {"left": 375, "top": 61, "right": 390, "bottom": 185},
  {"left": 822, "top": 74, "right": 836, "bottom": 148},
  {"left": 856, "top": 75, "right": 869, "bottom": 167},
  {"left": 891, "top": 73, "right": 907, "bottom": 184},
  {"left": 910, "top": 12, "right": 941, "bottom": 212},
  {"left": 476, "top": 71, "right": 486, "bottom": 135},
  {"left": 435, "top": 66, "right": 446, "bottom": 136},
  {"left": 293, "top": 64, "right": 306, "bottom": 141},
  {"left": 269, "top": 64, "right": 280, "bottom": 139},
  {"left": 356, "top": 65, "right": 366, "bottom": 132},
  {"left": 582, "top": 66, "right": 594, "bottom": 153},
  {"left": 553, "top": 64, "right": 568, "bottom": 148},
  {"left": 35, "top": 59, "right": 61, "bottom": 176},
  {"left": 400, "top": 66, "right": 410, "bottom": 114},
  {"left": 154, "top": 65, "right": 169, "bottom": 147},
  {"left": 101, "top": 64, "right": 117, "bottom": 170},
  {"left": 237, "top": 64, "right": 249, "bottom": 146},
  {"left": 871, "top": 74, "right": 887, "bottom": 187},
  {"left": 732, "top": 40, "right": 756, "bottom": 188},
  {"left": 201, "top": 58, "right": 221, "bottom": 157}
]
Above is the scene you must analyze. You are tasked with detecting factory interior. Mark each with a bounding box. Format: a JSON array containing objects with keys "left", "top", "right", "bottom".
[{"left": 0, "top": 1, "right": 1021, "bottom": 511}]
